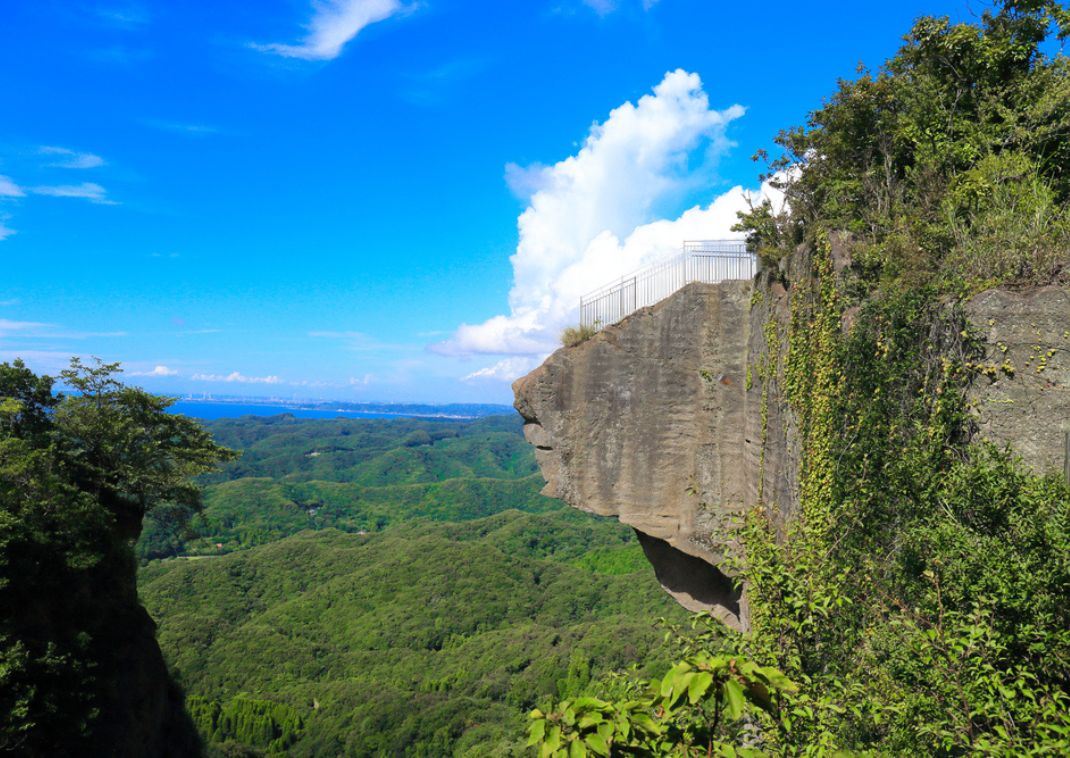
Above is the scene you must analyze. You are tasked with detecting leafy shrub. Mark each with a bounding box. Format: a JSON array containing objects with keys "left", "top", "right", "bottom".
[
  {"left": 528, "top": 653, "right": 796, "bottom": 757},
  {"left": 944, "top": 152, "right": 1070, "bottom": 286}
]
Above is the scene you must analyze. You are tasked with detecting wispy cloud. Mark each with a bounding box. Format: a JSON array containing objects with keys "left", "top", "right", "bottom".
[
  {"left": 0, "top": 221, "right": 15, "bottom": 242},
  {"left": 309, "top": 330, "right": 411, "bottom": 351},
  {"left": 30, "top": 182, "right": 116, "bottom": 205},
  {"left": 0, "top": 299, "right": 18, "bottom": 307},
  {"left": 142, "top": 119, "right": 221, "bottom": 136},
  {"left": 0, "top": 349, "right": 79, "bottom": 374},
  {"left": 583, "top": 0, "right": 617, "bottom": 14},
  {"left": 0, "top": 176, "right": 24, "bottom": 198},
  {"left": 0, "top": 319, "right": 51, "bottom": 337},
  {"left": 254, "top": 0, "right": 408, "bottom": 61},
  {"left": 95, "top": 6, "right": 150, "bottom": 30},
  {"left": 46, "top": 329, "right": 127, "bottom": 339},
  {"left": 562, "top": 0, "right": 660, "bottom": 16},
  {"left": 191, "top": 371, "right": 281, "bottom": 384},
  {"left": 129, "top": 364, "right": 178, "bottom": 377},
  {"left": 0, "top": 319, "right": 125, "bottom": 339},
  {"left": 39, "top": 146, "right": 105, "bottom": 170}
]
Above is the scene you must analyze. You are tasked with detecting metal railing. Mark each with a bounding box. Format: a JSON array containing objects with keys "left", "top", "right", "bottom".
[{"left": 579, "top": 240, "right": 756, "bottom": 329}]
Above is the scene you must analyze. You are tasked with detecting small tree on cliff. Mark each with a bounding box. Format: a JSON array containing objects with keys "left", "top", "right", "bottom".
[{"left": 0, "top": 357, "right": 235, "bottom": 755}]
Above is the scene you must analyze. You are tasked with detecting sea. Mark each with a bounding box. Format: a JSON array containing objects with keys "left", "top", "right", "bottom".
[{"left": 166, "top": 400, "right": 509, "bottom": 422}]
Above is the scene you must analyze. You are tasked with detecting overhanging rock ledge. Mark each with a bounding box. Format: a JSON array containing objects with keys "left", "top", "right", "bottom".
[
  {"left": 512, "top": 280, "right": 781, "bottom": 629},
  {"left": 512, "top": 275, "right": 1070, "bottom": 631}
]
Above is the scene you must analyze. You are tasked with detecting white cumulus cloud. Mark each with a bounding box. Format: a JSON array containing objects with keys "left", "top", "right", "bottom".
[
  {"left": 255, "top": 0, "right": 406, "bottom": 61},
  {"left": 129, "top": 365, "right": 178, "bottom": 377},
  {"left": 191, "top": 371, "right": 281, "bottom": 384},
  {"left": 463, "top": 357, "right": 540, "bottom": 383},
  {"left": 435, "top": 69, "right": 781, "bottom": 368}
]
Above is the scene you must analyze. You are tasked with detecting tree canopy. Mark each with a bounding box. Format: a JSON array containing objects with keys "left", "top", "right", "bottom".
[
  {"left": 738, "top": 0, "right": 1070, "bottom": 289},
  {"left": 0, "top": 358, "right": 234, "bottom": 754}
]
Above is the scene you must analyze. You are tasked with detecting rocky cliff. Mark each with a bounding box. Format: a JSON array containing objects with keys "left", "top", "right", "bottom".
[{"left": 514, "top": 274, "right": 1069, "bottom": 628}]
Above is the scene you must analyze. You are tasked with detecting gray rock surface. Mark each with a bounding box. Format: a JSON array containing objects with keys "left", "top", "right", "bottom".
[
  {"left": 513, "top": 281, "right": 765, "bottom": 627},
  {"left": 515, "top": 274, "right": 1070, "bottom": 626},
  {"left": 966, "top": 286, "right": 1070, "bottom": 474}
]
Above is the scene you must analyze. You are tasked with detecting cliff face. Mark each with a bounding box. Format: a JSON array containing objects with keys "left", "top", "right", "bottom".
[
  {"left": 966, "top": 286, "right": 1070, "bottom": 472},
  {"left": 513, "top": 281, "right": 793, "bottom": 628},
  {"left": 514, "top": 274, "right": 1069, "bottom": 627}
]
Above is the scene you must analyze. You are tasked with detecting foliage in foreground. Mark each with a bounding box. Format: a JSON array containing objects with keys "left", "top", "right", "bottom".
[
  {"left": 0, "top": 358, "right": 234, "bottom": 754},
  {"left": 529, "top": 653, "right": 796, "bottom": 758}
]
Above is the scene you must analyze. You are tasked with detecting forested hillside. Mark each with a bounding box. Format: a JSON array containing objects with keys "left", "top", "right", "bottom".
[
  {"left": 138, "top": 415, "right": 563, "bottom": 559},
  {"left": 141, "top": 516, "right": 684, "bottom": 756},
  {"left": 137, "top": 413, "right": 688, "bottom": 756}
]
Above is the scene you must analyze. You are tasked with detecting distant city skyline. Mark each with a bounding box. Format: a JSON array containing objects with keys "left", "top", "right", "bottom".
[{"left": 1, "top": 0, "right": 973, "bottom": 402}]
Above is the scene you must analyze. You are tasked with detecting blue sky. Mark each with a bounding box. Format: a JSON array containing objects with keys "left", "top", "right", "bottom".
[{"left": 0, "top": 0, "right": 973, "bottom": 403}]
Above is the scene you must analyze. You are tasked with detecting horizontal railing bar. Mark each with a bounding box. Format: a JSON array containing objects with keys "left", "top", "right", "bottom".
[{"left": 578, "top": 240, "right": 755, "bottom": 330}]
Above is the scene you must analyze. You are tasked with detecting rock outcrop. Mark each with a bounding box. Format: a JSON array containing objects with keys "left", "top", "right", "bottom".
[
  {"left": 515, "top": 270, "right": 1070, "bottom": 627},
  {"left": 513, "top": 281, "right": 767, "bottom": 628},
  {"left": 966, "top": 286, "right": 1070, "bottom": 473}
]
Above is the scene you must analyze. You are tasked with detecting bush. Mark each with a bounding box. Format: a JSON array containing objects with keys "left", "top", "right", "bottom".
[{"left": 561, "top": 324, "right": 597, "bottom": 348}]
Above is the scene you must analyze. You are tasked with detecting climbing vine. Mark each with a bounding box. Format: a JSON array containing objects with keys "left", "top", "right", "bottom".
[{"left": 735, "top": 236, "right": 1070, "bottom": 754}]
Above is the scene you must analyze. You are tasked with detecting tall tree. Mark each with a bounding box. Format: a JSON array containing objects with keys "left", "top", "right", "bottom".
[{"left": 0, "top": 358, "right": 235, "bottom": 756}]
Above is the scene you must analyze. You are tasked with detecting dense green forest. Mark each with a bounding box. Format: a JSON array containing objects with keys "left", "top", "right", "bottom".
[
  {"left": 529, "top": 3, "right": 1070, "bottom": 756},
  {"left": 138, "top": 415, "right": 560, "bottom": 559},
  {"left": 135, "top": 413, "right": 688, "bottom": 756},
  {"left": 141, "top": 516, "right": 684, "bottom": 756},
  {"left": 1, "top": 360, "right": 686, "bottom": 756}
]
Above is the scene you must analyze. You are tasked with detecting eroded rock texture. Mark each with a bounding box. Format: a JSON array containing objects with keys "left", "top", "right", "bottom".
[
  {"left": 516, "top": 274, "right": 1070, "bottom": 627},
  {"left": 513, "top": 282, "right": 766, "bottom": 627},
  {"left": 966, "top": 286, "right": 1070, "bottom": 474}
]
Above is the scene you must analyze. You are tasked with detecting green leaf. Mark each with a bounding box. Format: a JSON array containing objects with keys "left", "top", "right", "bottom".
[
  {"left": 596, "top": 722, "right": 614, "bottom": 743},
  {"left": 527, "top": 719, "right": 546, "bottom": 746},
  {"left": 569, "top": 738, "right": 587, "bottom": 758},
  {"left": 585, "top": 733, "right": 611, "bottom": 757},
  {"left": 631, "top": 713, "right": 660, "bottom": 734},
  {"left": 723, "top": 679, "right": 745, "bottom": 720},
  {"left": 545, "top": 724, "right": 562, "bottom": 752},
  {"left": 688, "top": 671, "right": 714, "bottom": 704},
  {"left": 578, "top": 712, "right": 603, "bottom": 729},
  {"left": 571, "top": 697, "right": 607, "bottom": 711}
]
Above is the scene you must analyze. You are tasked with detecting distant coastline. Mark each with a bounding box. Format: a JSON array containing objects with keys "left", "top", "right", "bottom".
[{"left": 166, "top": 397, "right": 515, "bottom": 421}]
